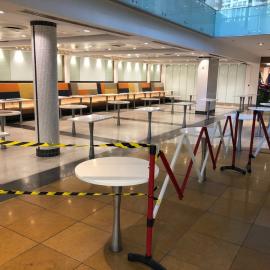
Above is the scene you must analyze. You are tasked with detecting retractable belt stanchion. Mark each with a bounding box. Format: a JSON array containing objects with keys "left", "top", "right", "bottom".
[
  {"left": 246, "top": 108, "right": 270, "bottom": 173},
  {"left": 218, "top": 111, "right": 246, "bottom": 174}
]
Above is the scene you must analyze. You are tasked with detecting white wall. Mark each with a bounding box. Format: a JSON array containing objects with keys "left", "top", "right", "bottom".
[
  {"left": 150, "top": 64, "right": 161, "bottom": 81},
  {"left": 118, "top": 61, "right": 147, "bottom": 81},
  {"left": 0, "top": 49, "right": 64, "bottom": 81},
  {"left": 165, "top": 62, "right": 252, "bottom": 103}
]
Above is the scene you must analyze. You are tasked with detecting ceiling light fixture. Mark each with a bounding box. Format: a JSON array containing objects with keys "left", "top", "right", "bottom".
[
  {"left": 83, "top": 29, "right": 90, "bottom": 33},
  {"left": 144, "top": 42, "right": 149, "bottom": 45},
  {"left": 21, "top": 34, "right": 26, "bottom": 38},
  {"left": 258, "top": 42, "right": 264, "bottom": 46},
  {"left": 108, "top": 48, "right": 111, "bottom": 51},
  {"left": 133, "top": 47, "right": 136, "bottom": 50},
  {"left": 0, "top": 11, "right": 4, "bottom": 14}
]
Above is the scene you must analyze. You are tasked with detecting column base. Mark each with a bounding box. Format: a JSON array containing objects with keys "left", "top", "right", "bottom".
[
  {"left": 195, "top": 110, "right": 215, "bottom": 115},
  {"left": 36, "top": 147, "right": 60, "bottom": 157}
]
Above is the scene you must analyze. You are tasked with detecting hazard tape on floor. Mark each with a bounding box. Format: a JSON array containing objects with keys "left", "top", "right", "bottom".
[
  {"left": 0, "top": 140, "right": 150, "bottom": 149},
  {"left": 0, "top": 189, "right": 157, "bottom": 198}
]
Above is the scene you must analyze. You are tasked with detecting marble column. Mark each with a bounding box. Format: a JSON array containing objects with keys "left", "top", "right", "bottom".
[
  {"left": 195, "top": 58, "right": 219, "bottom": 114},
  {"left": 31, "top": 21, "right": 60, "bottom": 157}
]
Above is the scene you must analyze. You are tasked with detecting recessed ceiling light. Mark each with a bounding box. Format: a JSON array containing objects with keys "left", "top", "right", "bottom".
[
  {"left": 258, "top": 42, "right": 264, "bottom": 46},
  {"left": 161, "top": 46, "right": 165, "bottom": 49},
  {"left": 57, "top": 43, "right": 60, "bottom": 48},
  {"left": 133, "top": 47, "right": 137, "bottom": 50},
  {"left": 108, "top": 48, "right": 111, "bottom": 51},
  {"left": 0, "top": 11, "right": 4, "bottom": 14},
  {"left": 83, "top": 29, "right": 90, "bottom": 33},
  {"left": 128, "top": 54, "right": 131, "bottom": 56},
  {"left": 191, "top": 52, "right": 195, "bottom": 55},
  {"left": 144, "top": 42, "right": 149, "bottom": 45},
  {"left": 21, "top": 34, "right": 26, "bottom": 38}
]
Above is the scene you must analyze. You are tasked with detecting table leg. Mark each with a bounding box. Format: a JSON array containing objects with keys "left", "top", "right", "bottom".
[
  {"left": 80, "top": 98, "right": 83, "bottom": 115},
  {"left": 106, "top": 97, "right": 109, "bottom": 112},
  {"left": 171, "top": 97, "right": 174, "bottom": 114},
  {"left": 182, "top": 105, "right": 187, "bottom": 128},
  {"left": 19, "top": 101, "right": 23, "bottom": 124},
  {"left": 111, "top": 186, "right": 122, "bottom": 253},
  {"left": 1, "top": 117, "right": 6, "bottom": 149},
  {"left": 236, "top": 119, "right": 243, "bottom": 151},
  {"left": 243, "top": 97, "right": 246, "bottom": 111},
  {"left": 189, "top": 95, "right": 192, "bottom": 110},
  {"left": 239, "top": 97, "right": 242, "bottom": 111},
  {"left": 133, "top": 95, "right": 136, "bottom": 109},
  {"left": 117, "top": 104, "right": 120, "bottom": 126},
  {"left": 149, "top": 100, "right": 152, "bottom": 107},
  {"left": 201, "top": 137, "right": 207, "bottom": 181},
  {"left": 89, "top": 97, "right": 93, "bottom": 114},
  {"left": 147, "top": 111, "right": 152, "bottom": 144},
  {"left": 206, "top": 101, "right": 211, "bottom": 120},
  {"left": 158, "top": 93, "right": 161, "bottom": 105},
  {"left": 72, "top": 109, "right": 76, "bottom": 136},
  {"left": 59, "top": 100, "right": 62, "bottom": 118},
  {"left": 144, "top": 100, "right": 146, "bottom": 107},
  {"left": 89, "top": 122, "right": 94, "bottom": 159}
]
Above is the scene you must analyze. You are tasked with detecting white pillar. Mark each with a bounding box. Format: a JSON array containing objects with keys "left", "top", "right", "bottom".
[
  {"left": 147, "top": 64, "right": 151, "bottom": 83},
  {"left": 195, "top": 58, "right": 219, "bottom": 114},
  {"left": 161, "top": 64, "right": 166, "bottom": 85},
  {"left": 31, "top": 21, "right": 59, "bottom": 157},
  {"left": 64, "top": 55, "right": 71, "bottom": 83},
  {"left": 114, "top": 60, "right": 118, "bottom": 83}
]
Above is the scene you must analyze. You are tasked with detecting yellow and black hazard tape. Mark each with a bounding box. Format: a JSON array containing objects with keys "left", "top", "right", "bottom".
[
  {"left": 0, "top": 189, "right": 158, "bottom": 199},
  {"left": 0, "top": 140, "right": 150, "bottom": 149}
]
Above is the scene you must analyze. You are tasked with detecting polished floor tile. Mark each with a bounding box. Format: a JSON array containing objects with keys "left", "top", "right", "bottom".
[
  {"left": 209, "top": 197, "right": 261, "bottom": 223},
  {"left": 0, "top": 244, "right": 80, "bottom": 270},
  {"left": 82, "top": 205, "right": 143, "bottom": 233},
  {"left": 243, "top": 224, "right": 270, "bottom": 255},
  {"left": 8, "top": 209, "right": 76, "bottom": 242},
  {"left": 0, "top": 227, "right": 36, "bottom": 267},
  {"left": 191, "top": 212, "right": 251, "bottom": 244},
  {"left": 230, "top": 247, "right": 270, "bottom": 270},
  {"left": 160, "top": 255, "right": 201, "bottom": 270},
  {"left": 0, "top": 198, "right": 43, "bottom": 226},
  {"left": 44, "top": 222, "right": 110, "bottom": 262},
  {"left": 169, "top": 231, "right": 239, "bottom": 270}
]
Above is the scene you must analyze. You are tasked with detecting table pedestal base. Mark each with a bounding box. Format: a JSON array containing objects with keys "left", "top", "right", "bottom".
[{"left": 111, "top": 186, "right": 122, "bottom": 253}]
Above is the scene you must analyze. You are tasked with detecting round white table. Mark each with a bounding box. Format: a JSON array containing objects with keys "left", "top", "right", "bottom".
[
  {"left": 108, "top": 101, "right": 130, "bottom": 126},
  {"left": 59, "top": 104, "right": 88, "bottom": 136},
  {"left": 0, "top": 110, "right": 21, "bottom": 149},
  {"left": 136, "top": 107, "right": 161, "bottom": 143},
  {"left": 75, "top": 157, "right": 159, "bottom": 252},
  {"left": 174, "top": 102, "right": 194, "bottom": 128},
  {"left": 165, "top": 95, "right": 181, "bottom": 114},
  {"left": 228, "top": 113, "right": 253, "bottom": 151},
  {"left": 68, "top": 114, "right": 113, "bottom": 158},
  {"left": 72, "top": 95, "right": 97, "bottom": 114},
  {"left": 200, "top": 98, "right": 218, "bottom": 120},
  {"left": 100, "top": 94, "right": 118, "bottom": 112},
  {"left": 141, "top": 98, "right": 159, "bottom": 107}
]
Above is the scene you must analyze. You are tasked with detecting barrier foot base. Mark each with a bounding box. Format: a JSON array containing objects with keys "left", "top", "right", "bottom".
[
  {"left": 220, "top": 165, "right": 246, "bottom": 175},
  {"left": 246, "top": 163, "right": 252, "bottom": 174},
  {"left": 128, "top": 253, "right": 166, "bottom": 270}
]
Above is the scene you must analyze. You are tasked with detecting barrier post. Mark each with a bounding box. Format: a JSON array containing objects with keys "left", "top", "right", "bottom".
[
  {"left": 128, "top": 145, "right": 166, "bottom": 270},
  {"left": 220, "top": 111, "right": 246, "bottom": 174}
]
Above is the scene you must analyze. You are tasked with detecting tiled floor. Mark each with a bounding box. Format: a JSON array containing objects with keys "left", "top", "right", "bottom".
[{"left": 1, "top": 103, "right": 270, "bottom": 269}]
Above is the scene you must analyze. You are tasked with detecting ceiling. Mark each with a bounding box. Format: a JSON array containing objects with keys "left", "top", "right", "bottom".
[{"left": 0, "top": 2, "right": 249, "bottom": 64}]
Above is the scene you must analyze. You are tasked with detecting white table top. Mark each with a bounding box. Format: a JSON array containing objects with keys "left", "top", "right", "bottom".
[
  {"left": 227, "top": 113, "right": 253, "bottom": 121},
  {"left": 260, "top": 103, "right": 270, "bottom": 107},
  {"left": 58, "top": 96, "right": 72, "bottom": 100},
  {"left": 141, "top": 98, "right": 160, "bottom": 101},
  {"left": 72, "top": 95, "right": 97, "bottom": 98},
  {"left": 136, "top": 107, "right": 161, "bottom": 112},
  {"left": 0, "top": 132, "right": 9, "bottom": 137},
  {"left": 248, "top": 107, "right": 270, "bottom": 112},
  {"left": 107, "top": 100, "right": 130, "bottom": 105},
  {"left": 166, "top": 95, "right": 181, "bottom": 99},
  {"left": 0, "top": 98, "right": 30, "bottom": 103},
  {"left": 100, "top": 93, "right": 117, "bottom": 97},
  {"left": 59, "top": 104, "right": 87, "bottom": 110},
  {"left": 75, "top": 157, "right": 159, "bottom": 187},
  {"left": 0, "top": 110, "right": 21, "bottom": 117},
  {"left": 68, "top": 114, "right": 113, "bottom": 123},
  {"left": 174, "top": 102, "right": 194, "bottom": 106}
]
